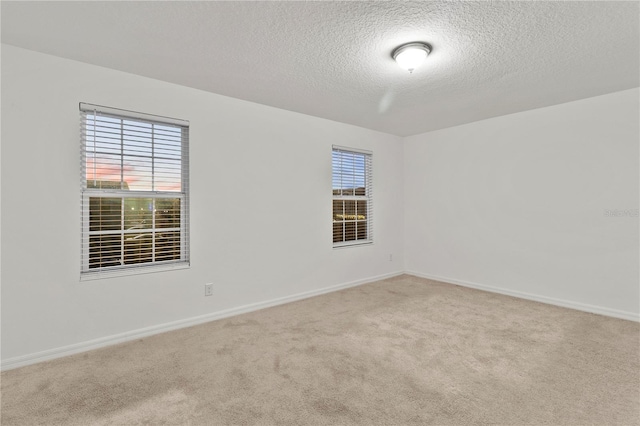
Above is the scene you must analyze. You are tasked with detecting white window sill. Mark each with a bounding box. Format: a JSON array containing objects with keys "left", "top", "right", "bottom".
[
  {"left": 80, "top": 261, "right": 190, "bottom": 281},
  {"left": 333, "top": 241, "right": 373, "bottom": 249}
]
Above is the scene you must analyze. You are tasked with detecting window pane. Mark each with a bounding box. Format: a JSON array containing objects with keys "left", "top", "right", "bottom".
[
  {"left": 155, "top": 158, "right": 182, "bottom": 192},
  {"left": 356, "top": 200, "right": 367, "bottom": 220},
  {"left": 356, "top": 220, "right": 368, "bottom": 240},
  {"left": 124, "top": 232, "right": 153, "bottom": 265},
  {"left": 124, "top": 198, "right": 153, "bottom": 231},
  {"left": 90, "top": 197, "right": 122, "bottom": 232},
  {"left": 85, "top": 115, "right": 124, "bottom": 188},
  {"left": 344, "top": 222, "right": 356, "bottom": 242},
  {"left": 86, "top": 156, "right": 124, "bottom": 189},
  {"left": 89, "top": 234, "right": 121, "bottom": 269},
  {"left": 123, "top": 156, "right": 153, "bottom": 191},
  {"left": 333, "top": 222, "right": 344, "bottom": 243},
  {"left": 156, "top": 231, "right": 180, "bottom": 261},
  {"left": 333, "top": 200, "right": 344, "bottom": 221},
  {"left": 156, "top": 198, "right": 181, "bottom": 229},
  {"left": 338, "top": 200, "right": 358, "bottom": 221}
]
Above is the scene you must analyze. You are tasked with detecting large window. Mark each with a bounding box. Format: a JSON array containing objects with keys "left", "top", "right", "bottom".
[
  {"left": 80, "top": 103, "right": 189, "bottom": 278},
  {"left": 332, "top": 146, "right": 372, "bottom": 247}
]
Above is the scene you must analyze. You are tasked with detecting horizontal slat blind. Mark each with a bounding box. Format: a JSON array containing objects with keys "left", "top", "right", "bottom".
[
  {"left": 332, "top": 147, "right": 372, "bottom": 246},
  {"left": 80, "top": 104, "right": 189, "bottom": 278}
]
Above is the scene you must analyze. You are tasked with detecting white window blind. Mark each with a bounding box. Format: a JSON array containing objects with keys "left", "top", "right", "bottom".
[
  {"left": 332, "top": 146, "right": 372, "bottom": 247},
  {"left": 80, "top": 103, "right": 190, "bottom": 278}
]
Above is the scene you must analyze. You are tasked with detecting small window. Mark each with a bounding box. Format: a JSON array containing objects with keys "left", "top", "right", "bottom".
[
  {"left": 332, "top": 146, "right": 372, "bottom": 247},
  {"left": 80, "top": 103, "right": 189, "bottom": 278}
]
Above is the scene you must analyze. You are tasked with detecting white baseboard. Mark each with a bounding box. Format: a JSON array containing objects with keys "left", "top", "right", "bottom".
[
  {"left": 5, "top": 269, "right": 635, "bottom": 371},
  {"left": 1, "top": 271, "right": 403, "bottom": 371},
  {"left": 405, "top": 270, "right": 640, "bottom": 323}
]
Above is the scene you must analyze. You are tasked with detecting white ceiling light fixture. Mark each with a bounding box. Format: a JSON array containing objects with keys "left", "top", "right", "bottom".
[{"left": 392, "top": 42, "right": 432, "bottom": 74}]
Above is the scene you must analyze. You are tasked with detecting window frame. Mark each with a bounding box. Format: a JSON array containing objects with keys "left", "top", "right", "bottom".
[
  {"left": 80, "top": 103, "right": 190, "bottom": 280},
  {"left": 332, "top": 145, "right": 373, "bottom": 248}
]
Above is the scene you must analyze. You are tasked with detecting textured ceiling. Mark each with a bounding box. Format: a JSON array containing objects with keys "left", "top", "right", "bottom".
[{"left": 2, "top": 1, "right": 638, "bottom": 136}]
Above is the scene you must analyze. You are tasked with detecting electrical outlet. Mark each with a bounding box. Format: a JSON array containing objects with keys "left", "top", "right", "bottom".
[{"left": 204, "top": 283, "right": 213, "bottom": 297}]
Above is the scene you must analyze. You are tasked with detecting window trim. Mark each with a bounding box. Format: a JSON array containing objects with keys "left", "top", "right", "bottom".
[
  {"left": 332, "top": 145, "right": 373, "bottom": 248},
  {"left": 80, "top": 103, "right": 190, "bottom": 280}
]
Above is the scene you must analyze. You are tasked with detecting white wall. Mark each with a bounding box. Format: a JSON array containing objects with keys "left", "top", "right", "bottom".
[
  {"left": 1, "top": 45, "right": 404, "bottom": 365},
  {"left": 404, "top": 88, "right": 640, "bottom": 319},
  {"left": 3, "top": 44, "right": 637, "bottom": 369}
]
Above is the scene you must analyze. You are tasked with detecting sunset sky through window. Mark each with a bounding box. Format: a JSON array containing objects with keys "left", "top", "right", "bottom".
[{"left": 85, "top": 114, "right": 182, "bottom": 192}]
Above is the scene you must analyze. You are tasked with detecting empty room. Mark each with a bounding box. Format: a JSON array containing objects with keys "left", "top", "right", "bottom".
[{"left": 1, "top": 1, "right": 638, "bottom": 425}]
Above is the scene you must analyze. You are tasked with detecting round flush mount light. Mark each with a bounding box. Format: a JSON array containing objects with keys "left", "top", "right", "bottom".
[{"left": 392, "top": 42, "right": 432, "bottom": 73}]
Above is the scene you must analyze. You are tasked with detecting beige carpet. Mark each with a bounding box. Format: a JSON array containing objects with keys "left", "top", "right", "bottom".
[{"left": 2, "top": 275, "right": 639, "bottom": 425}]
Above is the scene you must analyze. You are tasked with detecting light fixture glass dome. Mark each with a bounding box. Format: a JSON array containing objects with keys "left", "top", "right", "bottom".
[{"left": 392, "top": 42, "right": 432, "bottom": 73}]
